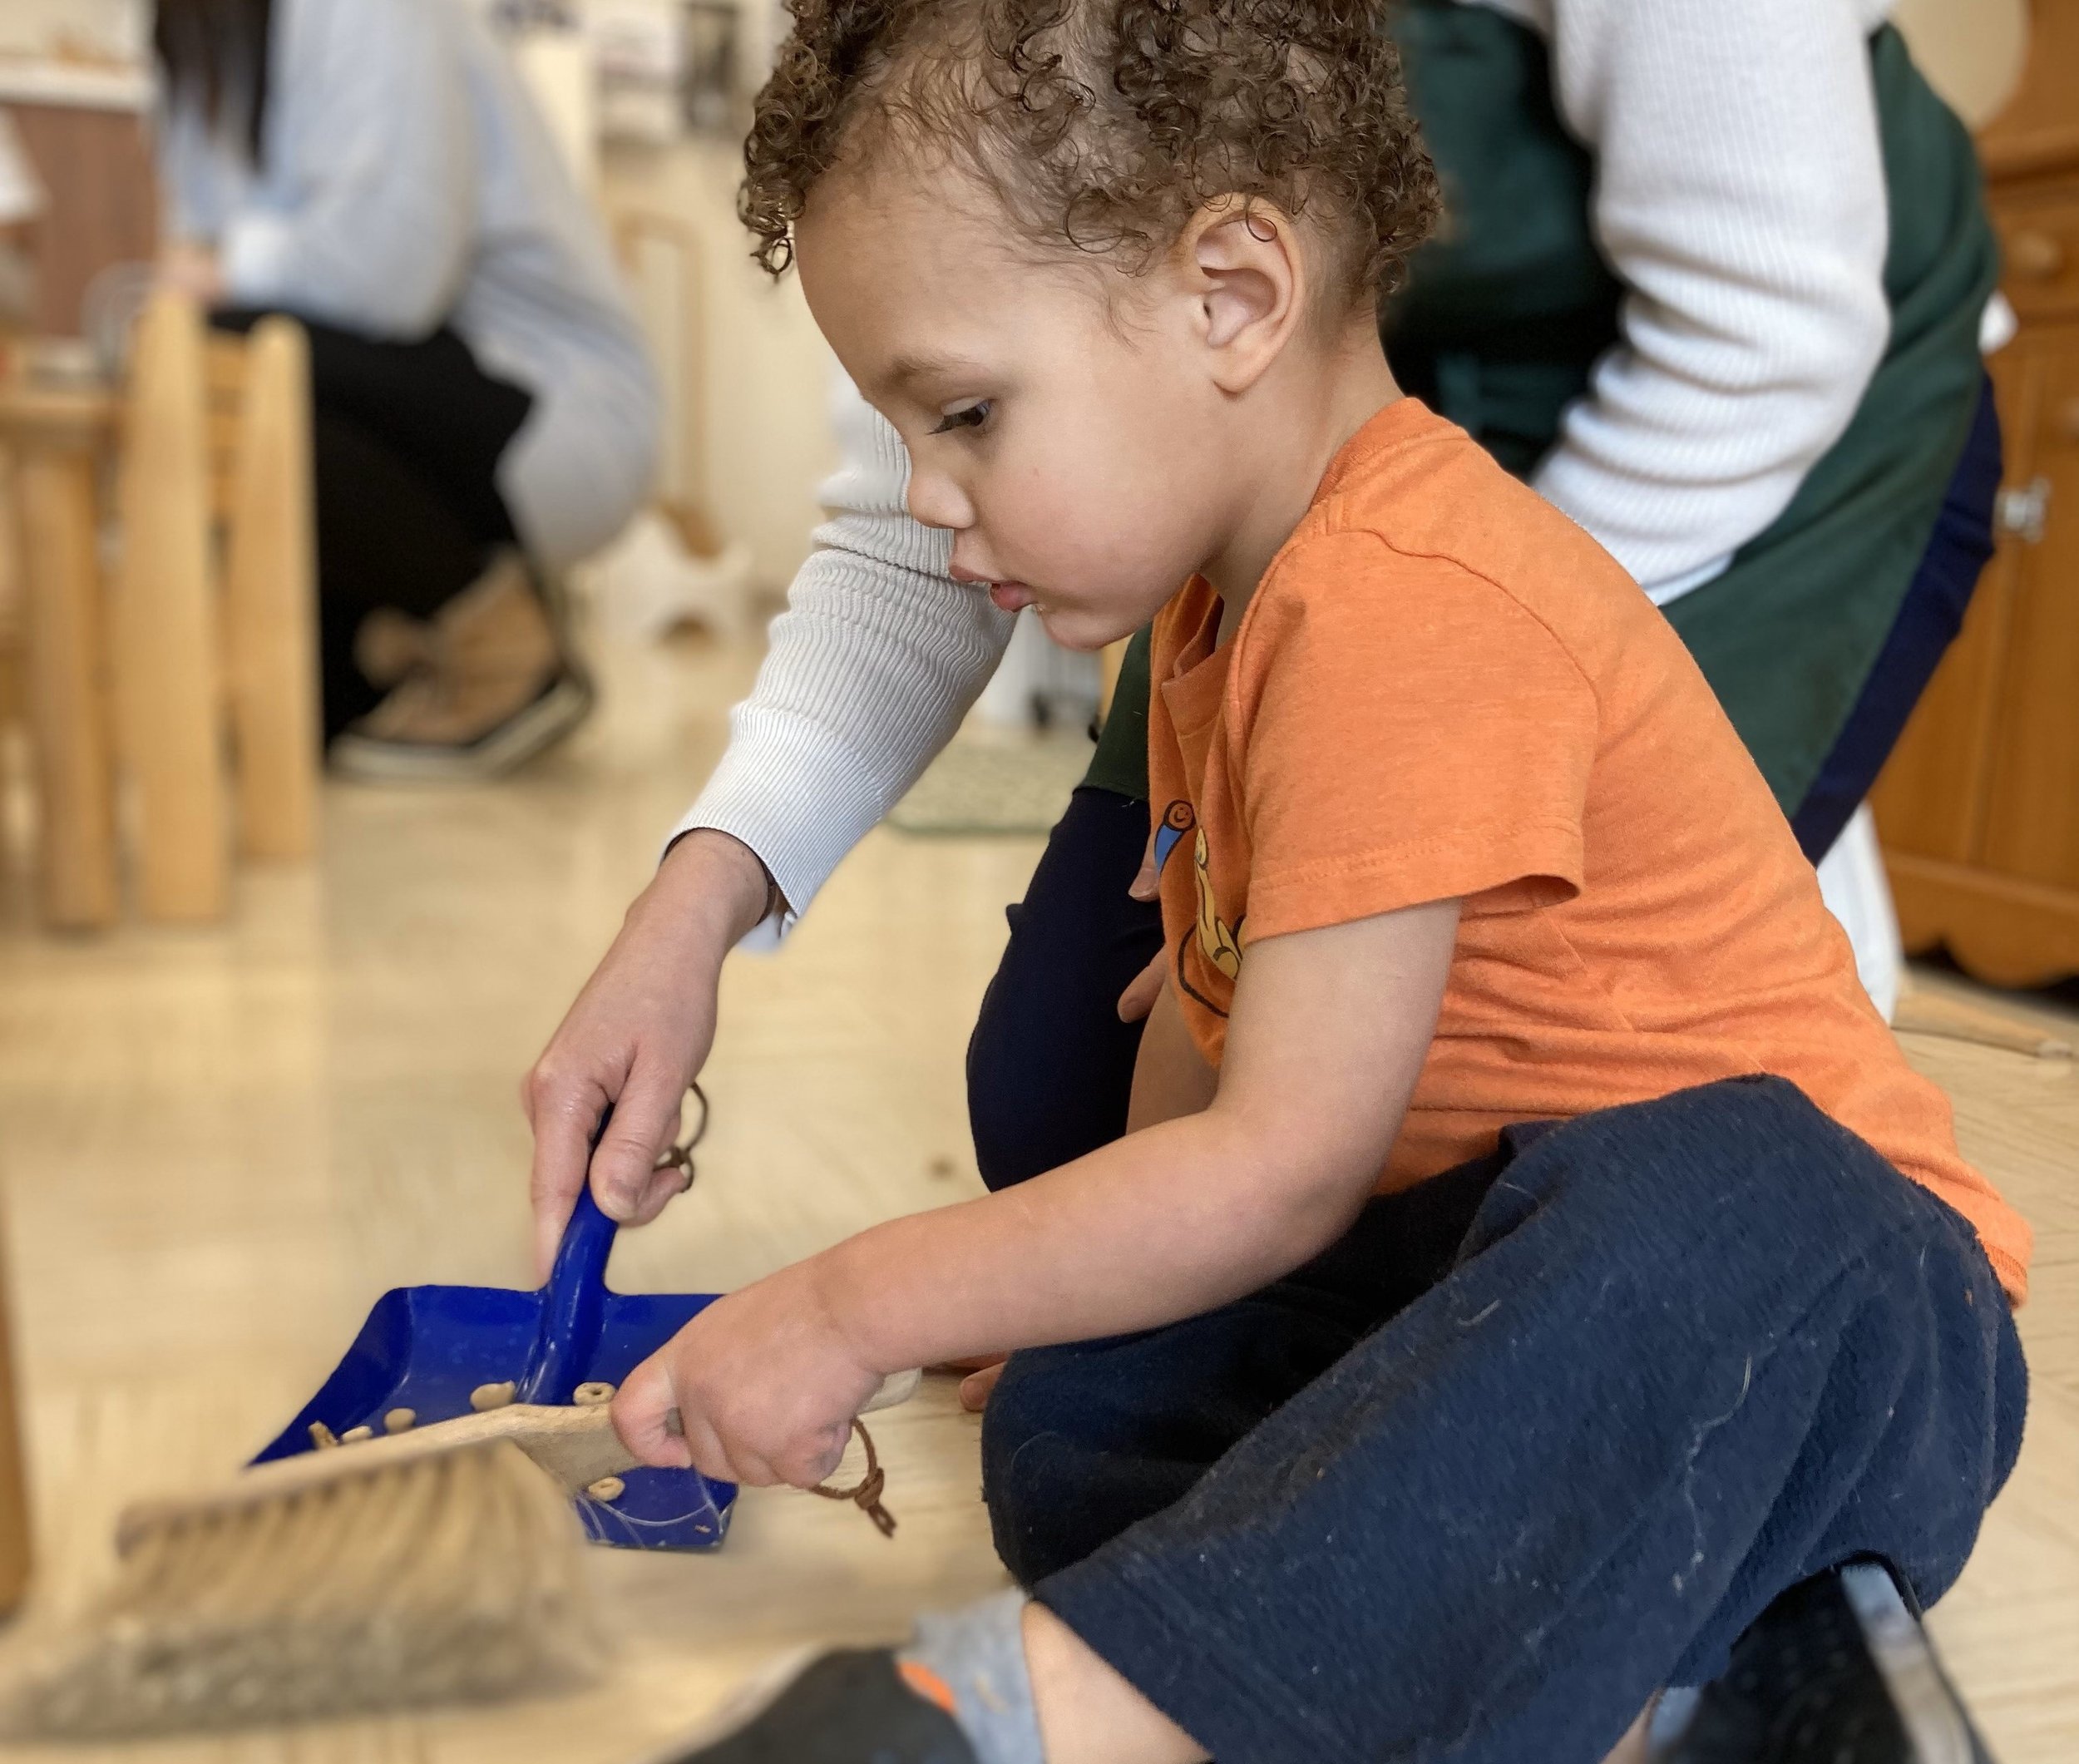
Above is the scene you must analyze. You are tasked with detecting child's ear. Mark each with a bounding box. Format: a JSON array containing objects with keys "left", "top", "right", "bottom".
[{"left": 1183, "top": 200, "right": 1304, "bottom": 393}]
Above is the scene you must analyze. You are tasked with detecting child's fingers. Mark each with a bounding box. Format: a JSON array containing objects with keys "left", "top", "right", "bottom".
[
  {"left": 1128, "top": 828, "right": 1160, "bottom": 901},
  {"left": 777, "top": 1423, "right": 852, "bottom": 1491},
  {"left": 674, "top": 1407, "right": 787, "bottom": 1489},
  {"left": 611, "top": 1352, "right": 788, "bottom": 1485},
  {"left": 679, "top": 1411, "right": 760, "bottom": 1485},
  {"left": 610, "top": 1360, "right": 696, "bottom": 1470},
  {"left": 959, "top": 1362, "right": 1005, "bottom": 1411},
  {"left": 1116, "top": 949, "right": 1166, "bottom": 1022}
]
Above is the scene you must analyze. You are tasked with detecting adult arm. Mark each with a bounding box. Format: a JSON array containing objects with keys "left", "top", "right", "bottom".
[
  {"left": 213, "top": 0, "right": 474, "bottom": 336},
  {"left": 1490, "top": 0, "right": 1891, "bottom": 596},
  {"left": 662, "top": 380, "right": 1015, "bottom": 919},
  {"left": 151, "top": 96, "right": 233, "bottom": 248},
  {"left": 613, "top": 900, "right": 1460, "bottom": 1488},
  {"left": 525, "top": 382, "right": 1010, "bottom": 1272}
]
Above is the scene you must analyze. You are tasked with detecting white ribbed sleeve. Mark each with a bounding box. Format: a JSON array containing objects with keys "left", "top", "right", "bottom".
[
  {"left": 666, "top": 378, "right": 1015, "bottom": 923},
  {"left": 1484, "top": 0, "right": 1894, "bottom": 595}
]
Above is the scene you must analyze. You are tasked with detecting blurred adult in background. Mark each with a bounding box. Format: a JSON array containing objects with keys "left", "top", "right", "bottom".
[{"left": 153, "top": 0, "right": 660, "bottom": 781}]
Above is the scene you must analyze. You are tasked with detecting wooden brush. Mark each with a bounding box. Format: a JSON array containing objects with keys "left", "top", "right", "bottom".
[
  {"left": 0, "top": 1376, "right": 919, "bottom": 1740},
  {"left": 0, "top": 1406, "right": 623, "bottom": 1739}
]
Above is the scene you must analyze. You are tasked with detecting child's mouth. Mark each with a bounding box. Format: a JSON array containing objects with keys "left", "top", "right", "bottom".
[{"left": 987, "top": 581, "right": 1036, "bottom": 613}]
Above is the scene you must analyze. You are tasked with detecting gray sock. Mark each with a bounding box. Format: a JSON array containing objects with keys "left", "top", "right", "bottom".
[{"left": 896, "top": 1589, "right": 1045, "bottom": 1764}]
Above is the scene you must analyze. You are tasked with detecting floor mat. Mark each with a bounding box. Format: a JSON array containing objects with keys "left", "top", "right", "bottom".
[{"left": 887, "top": 735, "right": 1095, "bottom": 837}]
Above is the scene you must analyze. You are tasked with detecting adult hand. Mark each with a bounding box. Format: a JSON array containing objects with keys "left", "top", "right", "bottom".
[
  {"left": 611, "top": 1258, "right": 882, "bottom": 1488},
  {"left": 522, "top": 830, "right": 775, "bottom": 1277}
]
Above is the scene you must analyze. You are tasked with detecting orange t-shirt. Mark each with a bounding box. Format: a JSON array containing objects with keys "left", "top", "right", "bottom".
[{"left": 1148, "top": 398, "right": 2031, "bottom": 1301}]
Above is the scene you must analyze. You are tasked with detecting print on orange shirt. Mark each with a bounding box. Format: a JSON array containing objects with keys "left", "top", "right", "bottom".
[{"left": 1155, "top": 798, "right": 1243, "bottom": 1017}]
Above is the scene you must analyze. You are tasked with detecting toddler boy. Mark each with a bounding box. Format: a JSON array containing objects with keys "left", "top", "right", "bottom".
[{"left": 605, "top": 0, "right": 2031, "bottom": 1757}]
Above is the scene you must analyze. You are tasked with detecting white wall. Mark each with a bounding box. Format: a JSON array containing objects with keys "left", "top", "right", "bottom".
[
  {"left": 601, "top": 136, "right": 837, "bottom": 590},
  {"left": 1894, "top": 0, "right": 2029, "bottom": 127}
]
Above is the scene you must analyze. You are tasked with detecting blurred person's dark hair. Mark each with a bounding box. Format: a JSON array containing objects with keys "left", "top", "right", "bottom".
[{"left": 154, "top": 0, "right": 274, "bottom": 163}]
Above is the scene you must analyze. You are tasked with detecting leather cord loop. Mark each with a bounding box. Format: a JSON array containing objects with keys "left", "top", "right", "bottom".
[
  {"left": 651, "top": 1080, "right": 711, "bottom": 1193},
  {"left": 811, "top": 1418, "right": 896, "bottom": 1538}
]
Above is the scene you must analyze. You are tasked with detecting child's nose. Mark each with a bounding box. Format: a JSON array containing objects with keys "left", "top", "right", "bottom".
[{"left": 906, "top": 465, "right": 975, "bottom": 534}]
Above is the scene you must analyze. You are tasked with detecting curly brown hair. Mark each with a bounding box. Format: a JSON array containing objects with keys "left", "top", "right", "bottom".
[{"left": 739, "top": 0, "right": 1440, "bottom": 314}]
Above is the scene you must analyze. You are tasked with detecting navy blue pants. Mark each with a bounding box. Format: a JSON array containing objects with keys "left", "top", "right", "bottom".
[
  {"left": 981, "top": 1080, "right": 2023, "bottom": 1763},
  {"left": 1790, "top": 377, "right": 2003, "bottom": 859}
]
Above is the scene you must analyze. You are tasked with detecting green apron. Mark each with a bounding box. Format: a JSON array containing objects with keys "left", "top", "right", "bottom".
[{"left": 1085, "top": 7, "right": 1996, "bottom": 813}]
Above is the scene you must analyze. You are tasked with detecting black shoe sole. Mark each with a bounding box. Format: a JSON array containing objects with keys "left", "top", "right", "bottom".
[
  {"left": 640, "top": 1649, "right": 979, "bottom": 1764},
  {"left": 1657, "top": 1563, "right": 1992, "bottom": 1764}
]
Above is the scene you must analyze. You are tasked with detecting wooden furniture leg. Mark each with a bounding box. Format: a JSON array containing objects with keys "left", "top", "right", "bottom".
[
  {"left": 223, "top": 317, "right": 320, "bottom": 862},
  {"left": 0, "top": 1209, "right": 32, "bottom": 1618},
  {"left": 116, "top": 291, "right": 229, "bottom": 922},
  {"left": 15, "top": 439, "right": 119, "bottom": 931},
  {"left": 0, "top": 447, "right": 21, "bottom": 729}
]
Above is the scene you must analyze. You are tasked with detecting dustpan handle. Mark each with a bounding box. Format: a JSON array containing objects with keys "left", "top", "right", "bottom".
[{"left": 518, "top": 1104, "right": 623, "bottom": 1404}]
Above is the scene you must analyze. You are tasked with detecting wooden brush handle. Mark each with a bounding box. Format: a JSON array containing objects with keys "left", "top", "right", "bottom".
[
  {"left": 116, "top": 1405, "right": 630, "bottom": 1551},
  {"left": 116, "top": 1373, "right": 922, "bottom": 1553}
]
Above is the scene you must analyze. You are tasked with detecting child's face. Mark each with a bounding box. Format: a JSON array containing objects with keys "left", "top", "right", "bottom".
[{"left": 797, "top": 167, "right": 1254, "bottom": 651}]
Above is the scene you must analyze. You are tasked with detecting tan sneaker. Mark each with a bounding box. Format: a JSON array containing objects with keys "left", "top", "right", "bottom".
[{"left": 330, "top": 554, "right": 593, "bottom": 782}]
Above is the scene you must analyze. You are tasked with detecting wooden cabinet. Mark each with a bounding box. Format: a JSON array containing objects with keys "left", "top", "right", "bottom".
[
  {"left": 0, "top": 88, "right": 157, "bottom": 338},
  {"left": 1873, "top": 1, "right": 2079, "bottom": 986}
]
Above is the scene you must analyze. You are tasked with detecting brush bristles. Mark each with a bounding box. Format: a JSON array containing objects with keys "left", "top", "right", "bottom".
[{"left": 0, "top": 1440, "right": 605, "bottom": 1738}]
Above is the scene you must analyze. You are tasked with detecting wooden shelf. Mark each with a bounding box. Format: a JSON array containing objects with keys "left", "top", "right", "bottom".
[{"left": 1874, "top": 0, "right": 2079, "bottom": 986}]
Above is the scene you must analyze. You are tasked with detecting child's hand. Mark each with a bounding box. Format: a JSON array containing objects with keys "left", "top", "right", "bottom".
[
  {"left": 959, "top": 1359, "right": 1005, "bottom": 1411},
  {"left": 1117, "top": 825, "right": 1167, "bottom": 1022},
  {"left": 611, "top": 1259, "right": 884, "bottom": 1489},
  {"left": 934, "top": 1353, "right": 1008, "bottom": 1411}
]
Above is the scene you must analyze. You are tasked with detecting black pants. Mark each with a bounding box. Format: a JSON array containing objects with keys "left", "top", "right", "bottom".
[
  {"left": 213, "top": 313, "right": 534, "bottom": 738},
  {"left": 1790, "top": 377, "right": 2004, "bottom": 857},
  {"left": 987, "top": 1080, "right": 2023, "bottom": 1762}
]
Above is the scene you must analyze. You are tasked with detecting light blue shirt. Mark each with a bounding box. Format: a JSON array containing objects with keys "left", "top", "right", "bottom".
[{"left": 157, "top": 0, "right": 659, "bottom": 568}]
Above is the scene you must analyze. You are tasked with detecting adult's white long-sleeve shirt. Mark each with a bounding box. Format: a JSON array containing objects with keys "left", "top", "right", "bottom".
[
  {"left": 674, "top": 0, "right": 1901, "bottom": 925},
  {"left": 156, "top": 0, "right": 660, "bottom": 569}
]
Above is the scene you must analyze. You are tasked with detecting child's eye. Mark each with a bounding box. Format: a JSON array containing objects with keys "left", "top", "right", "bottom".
[{"left": 931, "top": 401, "right": 992, "bottom": 435}]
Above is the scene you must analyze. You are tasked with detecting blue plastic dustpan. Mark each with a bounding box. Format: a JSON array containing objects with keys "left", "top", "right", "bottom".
[{"left": 249, "top": 1181, "right": 734, "bottom": 1551}]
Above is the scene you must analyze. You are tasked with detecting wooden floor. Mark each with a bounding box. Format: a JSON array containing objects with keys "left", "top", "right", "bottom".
[{"left": 0, "top": 633, "right": 2073, "bottom": 1762}]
